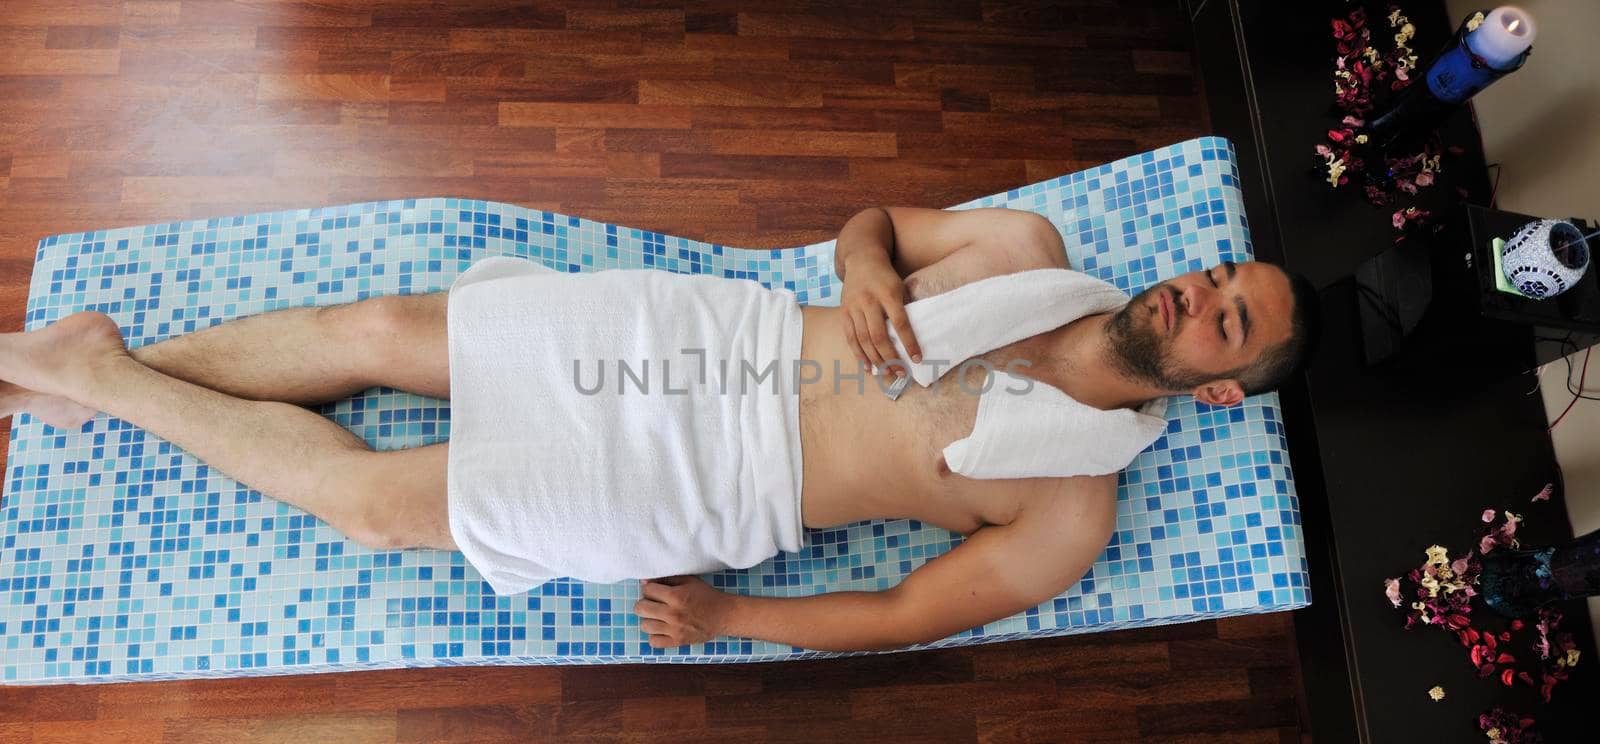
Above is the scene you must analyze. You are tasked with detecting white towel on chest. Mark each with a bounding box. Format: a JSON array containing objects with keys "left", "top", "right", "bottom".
[{"left": 885, "top": 269, "right": 1170, "bottom": 479}]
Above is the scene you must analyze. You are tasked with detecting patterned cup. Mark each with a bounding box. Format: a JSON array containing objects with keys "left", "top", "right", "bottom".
[{"left": 1501, "top": 219, "right": 1590, "bottom": 299}]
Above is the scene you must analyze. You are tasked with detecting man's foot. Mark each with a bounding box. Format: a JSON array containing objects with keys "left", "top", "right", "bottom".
[
  {"left": 0, "top": 310, "right": 129, "bottom": 410},
  {"left": 0, "top": 380, "right": 99, "bottom": 430}
]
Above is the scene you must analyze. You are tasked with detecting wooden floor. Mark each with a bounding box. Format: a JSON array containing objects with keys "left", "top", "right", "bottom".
[{"left": 0, "top": 1, "right": 1308, "bottom": 741}]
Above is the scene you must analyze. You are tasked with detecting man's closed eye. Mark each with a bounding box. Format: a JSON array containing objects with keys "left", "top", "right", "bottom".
[{"left": 1208, "top": 269, "right": 1227, "bottom": 342}]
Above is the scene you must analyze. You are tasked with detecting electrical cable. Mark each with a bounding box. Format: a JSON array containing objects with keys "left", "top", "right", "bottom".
[
  {"left": 1539, "top": 329, "right": 1600, "bottom": 431},
  {"left": 1538, "top": 333, "right": 1600, "bottom": 401},
  {"left": 1547, "top": 346, "right": 1589, "bottom": 432}
]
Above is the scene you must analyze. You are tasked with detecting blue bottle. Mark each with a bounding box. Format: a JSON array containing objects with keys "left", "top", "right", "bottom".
[{"left": 1366, "top": 9, "right": 1534, "bottom": 150}]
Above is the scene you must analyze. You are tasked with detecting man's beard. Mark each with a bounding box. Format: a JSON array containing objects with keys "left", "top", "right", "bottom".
[{"left": 1104, "top": 284, "right": 1212, "bottom": 392}]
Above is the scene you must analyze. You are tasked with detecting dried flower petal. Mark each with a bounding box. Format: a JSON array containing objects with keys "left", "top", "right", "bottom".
[
  {"left": 1325, "top": 157, "right": 1347, "bottom": 187},
  {"left": 1378, "top": 425, "right": 1578, "bottom": 712},
  {"left": 1531, "top": 484, "right": 1552, "bottom": 502}
]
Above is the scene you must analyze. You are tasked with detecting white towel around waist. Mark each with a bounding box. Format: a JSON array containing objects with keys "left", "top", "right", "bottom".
[{"left": 444, "top": 256, "right": 806, "bottom": 595}]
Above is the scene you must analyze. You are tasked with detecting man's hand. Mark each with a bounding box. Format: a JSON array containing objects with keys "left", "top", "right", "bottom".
[
  {"left": 831, "top": 205, "right": 1071, "bottom": 379},
  {"left": 839, "top": 256, "right": 920, "bottom": 377},
  {"left": 633, "top": 575, "right": 732, "bottom": 649}
]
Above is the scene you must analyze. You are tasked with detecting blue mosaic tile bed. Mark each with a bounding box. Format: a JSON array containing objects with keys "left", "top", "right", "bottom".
[{"left": 1, "top": 136, "right": 1308, "bottom": 685}]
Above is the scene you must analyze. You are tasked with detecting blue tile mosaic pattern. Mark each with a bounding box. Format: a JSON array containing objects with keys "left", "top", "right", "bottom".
[{"left": 1, "top": 136, "right": 1308, "bottom": 685}]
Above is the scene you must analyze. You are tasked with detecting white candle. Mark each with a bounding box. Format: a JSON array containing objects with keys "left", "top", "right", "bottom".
[{"left": 1467, "top": 6, "right": 1537, "bottom": 69}]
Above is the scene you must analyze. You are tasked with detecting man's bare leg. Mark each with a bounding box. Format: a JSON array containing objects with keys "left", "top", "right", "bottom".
[
  {"left": 0, "top": 292, "right": 451, "bottom": 429},
  {"left": 0, "top": 306, "right": 457, "bottom": 551}
]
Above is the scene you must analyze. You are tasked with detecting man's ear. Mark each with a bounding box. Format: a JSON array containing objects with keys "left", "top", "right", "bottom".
[{"left": 1192, "top": 379, "right": 1245, "bottom": 407}]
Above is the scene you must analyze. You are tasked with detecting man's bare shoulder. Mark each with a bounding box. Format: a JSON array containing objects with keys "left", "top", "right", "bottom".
[
  {"left": 878, "top": 470, "right": 1120, "bottom": 647},
  {"left": 1030, "top": 471, "right": 1116, "bottom": 516},
  {"left": 966, "top": 209, "right": 1071, "bottom": 272},
  {"left": 890, "top": 472, "right": 1118, "bottom": 633},
  {"left": 979, "top": 473, "right": 1117, "bottom": 601},
  {"left": 898, "top": 213, "right": 1070, "bottom": 300},
  {"left": 1008, "top": 211, "right": 1071, "bottom": 270},
  {"left": 883, "top": 206, "right": 1068, "bottom": 278},
  {"left": 976, "top": 473, "right": 1118, "bottom": 548}
]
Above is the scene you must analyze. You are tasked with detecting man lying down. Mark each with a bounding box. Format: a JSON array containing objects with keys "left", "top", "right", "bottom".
[{"left": 0, "top": 206, "right": 1318, "bottom": 653}]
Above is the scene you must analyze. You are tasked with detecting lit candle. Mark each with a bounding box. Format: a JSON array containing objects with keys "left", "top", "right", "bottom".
[
  {"left": 1467, "top": 6, "right": 1537, "bottom": 70},
  {"left": 1419, "top": 5, "right": 1537, "bottom": 104},
  {"left": 1365, "top": 5, "right": 1538, "bottom": 147}
]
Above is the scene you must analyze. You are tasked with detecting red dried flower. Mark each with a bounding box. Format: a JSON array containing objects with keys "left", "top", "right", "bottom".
[
  {"left": 1480, "top": 706, "right": 1544, "bottom": 743},
  {"left": 1384, "top": 488, "right": 1580, "bottom": 713},
  {"left": 1316, "top": 3, "right": 1455, "bottom": 242}
]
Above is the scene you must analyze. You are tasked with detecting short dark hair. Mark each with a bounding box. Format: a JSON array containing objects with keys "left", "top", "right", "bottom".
[{"left": 1236, "top": 268, "right": 1320, "bottom": 395}]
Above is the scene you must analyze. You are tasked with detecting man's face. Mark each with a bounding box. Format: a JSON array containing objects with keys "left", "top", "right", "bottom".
[{"left": 1105, "top": 261, "right": 1295, "bottom": 403}]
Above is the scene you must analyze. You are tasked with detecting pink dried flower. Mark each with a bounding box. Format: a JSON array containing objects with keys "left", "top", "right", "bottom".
[
  {"left": 1317, "top": 6, "right": 1457, "bottom": 241},
  {"left": 1386, "top": 501, "right": 1581, "bottom": 707},
  {"left": 1479, "top": 707, "right": 1542, "bottom": 743},
  {"left": 1501, "top": 512, "right": 1521, "bottom": 546}
]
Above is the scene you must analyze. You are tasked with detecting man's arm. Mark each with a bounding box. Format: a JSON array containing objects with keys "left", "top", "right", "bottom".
[
  {"left": 833, "top": 206, "right": 1071, "bottom": 374},
  {"left": 714, "top": 474, "right": 1118, "bottom": 652},
  {"left": 833, "top": 206, "right": 1069, "bottom": 283}
]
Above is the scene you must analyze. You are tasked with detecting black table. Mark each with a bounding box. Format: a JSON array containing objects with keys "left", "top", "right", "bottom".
[{"left": 1189, "top": 0, "right": 1600, "bottom": 740}]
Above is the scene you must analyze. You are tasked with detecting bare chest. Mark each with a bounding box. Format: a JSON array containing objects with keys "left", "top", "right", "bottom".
[{"left": 798, "top": 307, "right": 1064, "bottom": 535}]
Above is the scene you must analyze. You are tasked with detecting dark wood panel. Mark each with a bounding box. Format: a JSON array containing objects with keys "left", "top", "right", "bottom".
[{"left": 0, "top": 1, "right": 1308, "bottom": 741}]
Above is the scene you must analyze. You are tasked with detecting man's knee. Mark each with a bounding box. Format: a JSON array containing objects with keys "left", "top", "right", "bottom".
[
  {"left": 339, "top": 482, "right": 411, "bottom": 551},
  {"left": 348, "top": 294, "right": 436, "bottom": 338},
  {"left": 321, "top": 294, "right": 443, "bottom": 366},
  {"left": 333, "top": 448, "right": 452, "bottom": 551}
]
